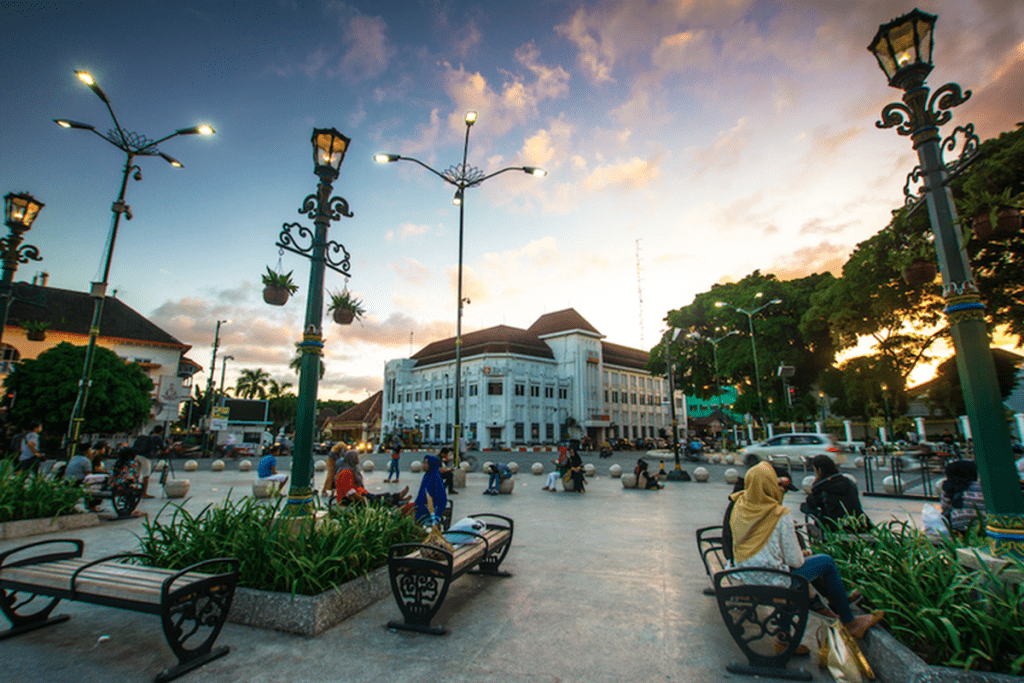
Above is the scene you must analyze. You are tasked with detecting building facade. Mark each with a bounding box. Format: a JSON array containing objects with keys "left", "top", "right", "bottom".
[{"left": 382, "top": 309, "right": 674, "bottom": 449}]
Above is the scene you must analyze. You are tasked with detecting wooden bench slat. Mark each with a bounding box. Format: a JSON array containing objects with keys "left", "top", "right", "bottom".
[
  {"left": 2, "top": 560, "right": 175, "bottom": 587},
  {"left": 0, "top": 559, "right": 210, "bottom": 605}
]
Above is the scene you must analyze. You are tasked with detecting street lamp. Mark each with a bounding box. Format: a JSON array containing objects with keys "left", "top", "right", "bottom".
[
  {"left": 202, "top": 319, "right": 230, "bottom": 455},
  {"left": 690, "top": 329, "right": 741, "bottom": 441},
  {"left": 0, "top": 192, "right": 44, "bottom": 346},
  {"left": 880, "top": 382, "right": 892, "bottom": 443},
  {"left": 219, "top": 355, "right": 234, "bottom": 402},
  {"left": 276, "top": 128, "right": 353, "bottom": 517},
  {"left": 375, "top": 111, "right": 546, "bottom": 466},
  {"left": 663, "top": 328, "right": 684, "bottom": 478},
  {"left": 56, "top": 70, "right": 214, "bottom": 457},
  {"left": 715, "top": 294, "right": 781, "bottom": 432},
  {"left": 870, "top": 9, "right": 1024, "bottom": 556}
]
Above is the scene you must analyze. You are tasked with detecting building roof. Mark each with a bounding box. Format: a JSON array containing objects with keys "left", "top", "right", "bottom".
[
  {"left": 412, "top": 324, "right": 555, "bottom": 366},
  {"left": 527, "top": 308, "right": 602, "bottom": 337},
  {"left": 7, "top": 283, "right": 189, "bottom": 350},
  {"left": 328, "top": 390, "right": 383, "bottom": 428},
  {"left": 600, "top": 341, "right": 649, "bottom": 371}
]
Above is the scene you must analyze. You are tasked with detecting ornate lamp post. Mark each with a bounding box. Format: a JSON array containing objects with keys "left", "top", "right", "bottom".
[
  {"left": 870, "top": 9, "right": 1024, "bottom": 556},
  {"left": 375, "top": 112, "right": 546, "bottom": 466},
  {"left": 663, "top": 328, "right": 683, "bottom": 478},
  {"left": 202, "top": 319, "right": 230, "bottom": 455},
  {"left": 55, "top": 70, "right": 214, "bottom": 457},
  {"left": 0, "top": 193, "right": 44, "bottom": 345},
  {"left": 219, "top": 355, "right": 234, "bottom": 402},
  {"left": 277, "top": 128, "right": 353, "bottom": 517},
  {"left": 715, "top": 294, "right": 781, "bottom": 431}
]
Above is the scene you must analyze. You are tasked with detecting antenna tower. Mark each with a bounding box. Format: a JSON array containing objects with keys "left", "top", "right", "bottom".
[{"left": 636, "top": 239, "right": 645, "bottom": 348}]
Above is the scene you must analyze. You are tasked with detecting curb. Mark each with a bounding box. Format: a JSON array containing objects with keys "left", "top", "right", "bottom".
[{"left": 859, "top": 624, "right": 1022, "bottom": 682}]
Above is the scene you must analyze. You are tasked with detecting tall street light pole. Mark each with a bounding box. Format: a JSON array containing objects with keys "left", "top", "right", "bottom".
[
  {"left": 715, "top": 294, "right": 781, "bottom": 435},
  {"left": 663, "top": 328, "right": 683, "bottom": 478},
  {"left": 869, "top": 9, "right": 1024, "bottom": 557},
  {"left": 219, "top": 355, "right": 234, "bottom": 403},
  {"left": 375, "top": 112, "right": 546, "bottom": 466},
  {"left": 690, "top": 329, "right": 740, "bottom": 443},
  {"left": 202, "top": 319, "right": 230, "bottom": 455},
  {"left": 55, "top": 70, "right": 214, "bottom": 458},
  {"left": 276, "top": 128, "right": 353, "bottom": 517},
  {"left": 0, "top": 193, "right": 45, "bottom": 345}
]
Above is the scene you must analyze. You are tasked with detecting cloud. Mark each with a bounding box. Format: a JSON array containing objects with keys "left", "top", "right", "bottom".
[
  {"left": 690, "top": 117, "right": 750, "bottom": 176},
  {"left": 799, "top": 217, "right": 858, "bottom": 236},
  {"left": 384, "top": 222, "right": 433, "bottom": 243},
  {"left": 555, "top": 6, "right": 616, "bottom": 84},
  {"left": 330, "top": 312, "right": 455, "bottom": 348},
  {"left": 340, "top": 15, "right": 392, "bottom": 82},
  {"left": 319, "top": 375, "right": 382, "bottom": 394},
  {"left": 651, "top": 29, "right": 712, "bottom": 72},
  {"left": 390, "top": 257, "right": 431, "bottom": 285},
  {"left": 766, "top": 242, "right": 849, "bottom": 280},
  {"left": 583, "top": 155, "right": 663, "bottom": 193},
  {"left": 962, "top": 47, "right": 1024, "bottom": 139}
]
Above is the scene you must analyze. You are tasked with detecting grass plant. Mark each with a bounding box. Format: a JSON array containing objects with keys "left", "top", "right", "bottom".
[
  {"left": 0, "top": 460, "right": 84, "bottom": 522},
  {"left": 136, "top": 496, "right": 426, "bottom": 596},
  {"left": 814, "top": 520, "right": 1024, "bottom": 674}
]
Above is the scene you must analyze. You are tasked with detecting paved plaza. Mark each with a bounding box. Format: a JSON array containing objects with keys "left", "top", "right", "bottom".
[{"left": 1, "top": 452, "right": 924, "bottom": 682}]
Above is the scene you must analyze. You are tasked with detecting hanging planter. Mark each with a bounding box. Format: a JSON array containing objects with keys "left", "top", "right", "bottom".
[
  {"left": 960, "top": 188, "right": 1024, "bottom": 242},
  {"left": 262, "top": 267, "right": 298, "bottom": 306},
  {"left": 20, "top": 320, "right": 50, "bottom": 342},
  {"left": 327, "top": 288, "right": 365, "bottom": 325},
  {"left": 903, "top": 259, "right": 937, "bottom": 286},
  {"left": 972, "top": 208, "right": 1022, "bottom": 241}
]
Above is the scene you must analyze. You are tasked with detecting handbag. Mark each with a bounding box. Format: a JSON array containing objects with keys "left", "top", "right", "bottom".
[
  {"left": 421, "top": 525, "right": 455, "bottom": 561},
  {"left": 817, "top": 620, "right": 875, "bottom": 682}
]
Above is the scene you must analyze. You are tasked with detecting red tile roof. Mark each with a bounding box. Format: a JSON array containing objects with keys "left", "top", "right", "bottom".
[
  {"left": 527, "top": 308, "right": 602, "bottom": 337},
  {"left": 412, "top": 325, "right": 555, "bottom": 366},
  {"left": 601, "top": 341, "right": 650, "bottom": 371}
]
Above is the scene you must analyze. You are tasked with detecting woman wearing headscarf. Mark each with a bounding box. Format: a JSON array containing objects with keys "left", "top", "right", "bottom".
[
  {"left": 800, "top": 454, "right": 871, "bottom": 532},
  {"left": 335, "top": 450, "right": 412, "bottom": 512},
  {"left": 415, "top": 455, "right": 448, "bottom": 525},
  {"left": 568, "top": 448, "right": 585, "bottom": 493},
  {"left": 729, "top": 462, "right": 883, "bottom": 640},
  {"left": 940, "top": 459, "right": 985, "bottom": 532}
]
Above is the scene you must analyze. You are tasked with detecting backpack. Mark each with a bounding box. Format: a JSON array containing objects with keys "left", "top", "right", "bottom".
[{"left": 131, "top": 435, "right": 153, "bottom": 456}]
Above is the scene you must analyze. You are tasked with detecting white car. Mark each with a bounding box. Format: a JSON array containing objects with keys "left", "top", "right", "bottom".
[{"left": 738, "top": 433, "right": 846, "bottom": 468}]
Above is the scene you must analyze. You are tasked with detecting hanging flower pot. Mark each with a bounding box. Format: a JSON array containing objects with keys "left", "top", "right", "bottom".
[
  {"left": 261, "top": 267, "right": 298, "bottom": 306},
  {"left": 973, "top": 208, "right": 1022, "bottom": 240},
  {"left": 903, "top": 259, "right": 937, "bottom": 286},
  {"left": 20, "top": 320, "right": 49, "bottom": 341},
  {"left": 26, "top": 330, "right": 46, "bottom": 342},
  {"left": 327, "top": 288, "right": 365, "bottom": 326}
]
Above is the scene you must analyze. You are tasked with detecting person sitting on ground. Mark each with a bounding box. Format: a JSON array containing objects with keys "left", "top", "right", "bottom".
[
  {"left": 635, "top": 458, "right": 663, "bottom": 489},
  {"left": 335, "top": 449, "right": 413, "bottom": 513},
  {"left": 484, "top": 462, "right": 512, "bottom": 495},
  {"left": 438, "top": 447, "right": 458, "bottom": 495},
  {"left": 729, "top": 461, "right": 884, "bottom": 644},
  {"left": 800, "top": 455, "right": 872, "bottom": 532},
  {"left": 940, "top": 459, "right": 986, "bottom": 533},
  {"left": 568, "top": 448, "right": 586, "bottom": 493},
  {"left": 257, "top": 446, "right": 289, "bottom": 494},
  {"left": 65, "top": 449, "right": 105, "bottom": 512},
  {"left": 90, "top": 441, "right": 110, "bottom": 473},
  {"left": 109, "top": 447, "right": 141, "bottom": 491},
  {"left": 415, "top": 455, "right": 448, "bottom": 525},
  {"left": 543, "top": 447, "right": 570, "bottom": 491},
  {"left": 322, "top": 442, "right": 347, "bottom": 498}
]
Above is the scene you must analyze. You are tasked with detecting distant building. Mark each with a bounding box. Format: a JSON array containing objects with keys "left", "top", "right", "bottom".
[
  {"left": 382, "top": 309, "right": 674, "bottom": 449},
  {"left": 1, "top": 281, "right": 200, "bottom": 427},
  {"left": 687, "top": 386, "right": 740, "bottom": 436},
  {"left": 326, "top": 390, "right": 382, "bottom": 446}
]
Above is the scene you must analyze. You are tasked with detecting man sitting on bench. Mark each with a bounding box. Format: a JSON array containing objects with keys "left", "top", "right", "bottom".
[{"left": 257, "top": 446, "right": 288, "bottom": 494}]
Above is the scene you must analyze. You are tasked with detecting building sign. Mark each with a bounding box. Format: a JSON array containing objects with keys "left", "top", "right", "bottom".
[
  {"left": 153, "top": 375, "right": 184, "bottom": 422},
  {"left": 210, "top": 406, "right": 229, "bottom": 431}
]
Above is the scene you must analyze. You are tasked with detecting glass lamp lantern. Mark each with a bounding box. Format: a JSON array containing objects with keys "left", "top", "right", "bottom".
[
  {"left": 312, "top": 128, "right": 351, "bottom": 178},
  {"left": 868, "top": 8, "right": 936, "bottom": 89},
  {"left": 4, "top": 192, "right": 44, "bottom": 233}
]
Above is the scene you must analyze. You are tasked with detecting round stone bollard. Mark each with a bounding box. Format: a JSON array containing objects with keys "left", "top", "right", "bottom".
[
  {"left": 802, "top": 475, "right": 816, "bottom": 494},
  {"left": 609, "top": 463, "right": 623, "bottom": 478},
  {"left": 362, "top": 460, "right": 374, "bottom": 472},
  {"left": 621, "top": 473, "right": 637, "bottom": 488},
  {"left": 724, "top": 454, "right": 735, "bottom": 465},
  {"left": 498, "top": 477, "right": 515, "bottom": 494},
  {"left": 410, "top": 460, "right": 422, "bottom": 473},
  {"left": 460, "top": 461, "right": 471, "bottom": 472},
  {"left": 531, "top": 462, "right": 544, "bottom": 475},
  {"left": 693, "top": 467, "right": 710, "bottom": 482},
  {"left": 314, "top": 459, "right": 327, "bottom": 472},
  {"left": 211, "top": 459, "right": 225, "bottom": 472},
  {"left": 507, "top": 461, "right": 519, "bottom": 474},
  {"left": 584, "top": 463, "right": 596, "bottom": 476},
  {"left": 710, "top": 454, "right": 722, "bottom": 464},
  {"left": 724, "top": 468, "right": 739, "bottom": 485},
  {"left": 183, "top": 460, "right": 198, "bottom": 472},
  {"left": 164, "top": 479, "right": 190, "bottom": 498},
  {"left": 854, "top": 456, "right": 865, "bottom": 469},
  {"left": 238, "top": 459, "right": 252, "bottom": 472},
  {"left": 882, "top": 475, "right": 903, "bottom": 494},
  {"left": 453, "top": 468, "right": 466, "bottom": 489},
  {"left": 482, "top": 461, "right": 493, "bottom": 474},
  {"left": 251, "top": 480, "right": 274, "bottom": 499}
]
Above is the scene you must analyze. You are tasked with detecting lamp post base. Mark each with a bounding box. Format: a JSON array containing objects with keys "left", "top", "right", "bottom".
[
  {"left": 987, "top": 513, "right": 1024, "bottom": 560},
  {"left": 666, "top": 469, "right": 686, "bottom": 481},
  {"left": 282, "top": 487, "right": 317, "bottom": 518}
]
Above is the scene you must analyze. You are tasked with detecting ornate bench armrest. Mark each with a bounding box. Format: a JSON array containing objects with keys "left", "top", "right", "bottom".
[{"left": 0, "top": 539, "right": 84, "bottom": 571}]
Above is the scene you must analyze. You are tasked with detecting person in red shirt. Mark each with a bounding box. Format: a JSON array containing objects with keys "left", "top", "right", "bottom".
[{"left": 335, "top": 450, "right": 413, "bottom": 513}]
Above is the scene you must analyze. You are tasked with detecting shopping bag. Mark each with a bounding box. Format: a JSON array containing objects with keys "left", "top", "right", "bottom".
[
  {"left": 817, "top": 620, "right": 874, "bottom": 682},
  {"left": 921, "top": 502, "right": 948, "bottom": 535}
]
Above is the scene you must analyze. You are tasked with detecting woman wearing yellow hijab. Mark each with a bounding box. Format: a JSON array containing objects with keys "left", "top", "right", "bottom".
[{"left": 729, "top": 462, "right": 883, "bottom": 639}]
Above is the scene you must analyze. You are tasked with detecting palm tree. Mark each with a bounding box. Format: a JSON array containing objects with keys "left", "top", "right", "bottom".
[
  {"left": 290, "top": 343, "right": 325, "bottom": 379},
  {"left": 235, "top": 368, "right": 271, "bottom": 399},
  {"left": 267, "top": 378, "right": 294, "bottom": 400}
]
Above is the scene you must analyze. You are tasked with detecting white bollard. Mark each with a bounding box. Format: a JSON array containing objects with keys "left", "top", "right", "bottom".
[{"left": 531, "top": 462, "right": 544, "bottom": 475}]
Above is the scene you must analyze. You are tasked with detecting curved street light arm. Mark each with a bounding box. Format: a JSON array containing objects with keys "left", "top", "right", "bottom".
[
  {"left": 471, "top": 165, "right": 532, "bottom": 187},
  {"left": 391, "top": 155, "right": 453, "bottom": 185}
]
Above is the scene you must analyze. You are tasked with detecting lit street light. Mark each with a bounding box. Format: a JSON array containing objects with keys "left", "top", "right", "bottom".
[
  {"left": 0, "top": 193, "right": 45, "bottom": 346},
  {"left": 56, "top": 70, "right": 214, "bottom": 457},
  {"left": 219, "top": 355, "right": 234, "bottom": 402},
  {"left": 662, "top": 328, "right": 683, "bottom": 478},
  {"left": 715, "top": 294, "right": 781, "bottom": 434},
  {"left": 375, "top": 112, "right": 546, "bottom": 466},
  {"left": 203, "top": 319, "right": 230, "bottom": 455},
  {"left": 869, "top": 9, "right": 1024, "bottom": 556}
]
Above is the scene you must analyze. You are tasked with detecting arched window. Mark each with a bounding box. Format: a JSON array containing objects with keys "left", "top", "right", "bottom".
[{"left": 0, "top": 344, "right": 20, "bottom": 374}]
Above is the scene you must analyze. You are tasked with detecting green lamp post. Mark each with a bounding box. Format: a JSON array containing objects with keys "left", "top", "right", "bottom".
[
  {"left": 0, "top": 193, "right": 44, "bottom": 346},
  {"left": 869, "top": 9, "right": 1024, "bottom": 556},
  {"left": 277, "top": 128, "right": 353, "bottom": 517}
]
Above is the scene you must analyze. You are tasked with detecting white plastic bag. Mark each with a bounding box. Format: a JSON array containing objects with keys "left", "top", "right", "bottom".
[{"left": 921, "top": 503, "right": 947, "bottom": 535}]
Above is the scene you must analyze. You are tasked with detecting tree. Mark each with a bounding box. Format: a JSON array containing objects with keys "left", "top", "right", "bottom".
[
  {"left": 3, "top": 342, "right": 153, "bottom": 434},
  {"left": 925, "top": 348, "right": 1022, "bottom": 417},
  {"left": 267, "top": 378, "right": 293, "bottom": 400},
  {"left": 235, "top": 368, "right": 270, "bottom": 399}
]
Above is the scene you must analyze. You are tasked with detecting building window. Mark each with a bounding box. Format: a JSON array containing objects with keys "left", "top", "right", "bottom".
[
  {"left": 531, "top": 422, "right": 540, "bottom": 440},
  {"left": 468, "top": 423, "right": 477, "bottom": 440},
  {"left": 435, "top": 423, "right": 441, "bottom": 438},
  {"left": 488, "top": 382, "right": 503, "bottom": 396},
  {"left": 558, "top": 388, "right": 568, "bottom": 399},
  {"left": 406, "top": 393, "right": 412, "bottom": 403},
  {"left": 544, "top": 386, "right": 554, "bottom": 398},
  {"left": 514, "top": 384, "right": 525, "bottom": 396},
  {"left": 530, "top": 385, "right": 540, "bottom": 397},
  {"left": 396, "top": 394, "right": 402, "bottom": 403},
  {"left": 446, "top": 387, "right": 454, "bottom": 398},
  {"left": 435, "top": 389, "right": 442, "bottom": 400},
  {"left": 604, "top": 390, "right": 609, "bottom": 402},
  {"left": 514, "top": 422, "right": 524, "bottom": 440},
  {"left": 612, "top": 391, "right": 618, "bottom": 403},
  {"left": 546, "top": 423, "right": 554, "bottom": 440},
  {"left": 469, "top": 384, "right": 478, "bottom": 397},
  {"left": 459, "top": 385, "right": 464, "bottom": 397},
  {"left": 415, "top": 391, "right": 421, "bottom": 402},
  {"left": 639, "top": 394, "right": 645, "bottom": 405},
  {"left": 446, "top": 424, "right": 452, "bottom": 439},
  {"left": 631, "top": 393, "right": 637, "bottom": 405}
]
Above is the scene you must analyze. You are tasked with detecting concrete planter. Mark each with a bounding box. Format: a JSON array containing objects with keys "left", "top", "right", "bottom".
[
  {"left": 0, "top": 512, "right": 101, "bottom": 541},
  {"left": 452, "top": 468, "right": 466, "bottom": 489},
  {"left": 227, "top": 565, "right": 391, "bottom": 637}
]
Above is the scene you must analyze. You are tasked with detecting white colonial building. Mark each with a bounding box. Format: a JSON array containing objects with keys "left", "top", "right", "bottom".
[{"left": 382, "top": 309, "right": 675, "bottom": 449}]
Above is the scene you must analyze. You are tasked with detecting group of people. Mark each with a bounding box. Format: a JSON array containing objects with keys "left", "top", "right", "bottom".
[{"left": 542, "top": 444, "right": 586, "bottom": 492}]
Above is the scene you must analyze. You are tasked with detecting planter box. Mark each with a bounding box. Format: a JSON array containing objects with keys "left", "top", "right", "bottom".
[
  {"left": 860, "top": 623, "right": 1023, "bottom": 683},
  {"left": 226, "top": 565, "right": 390, "bottom": 637},
  {"left": 0, "top": 512, "right": 101, "bottom": 541}
]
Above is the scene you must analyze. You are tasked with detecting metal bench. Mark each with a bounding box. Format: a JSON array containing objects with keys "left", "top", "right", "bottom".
[
  {"left": 0, "top": 539, "right": 239, "bottom": 682},
  {"left": 386, "top": 512, "right": 513, "bottom": 635},
  {"left": 91, "top": 479, "right": 144, "bottom": 518}
]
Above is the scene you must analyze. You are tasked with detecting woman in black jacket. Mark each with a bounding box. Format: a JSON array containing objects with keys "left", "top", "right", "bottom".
[{"left": 801, "top": 455, "right": 872, "bottom": 532}]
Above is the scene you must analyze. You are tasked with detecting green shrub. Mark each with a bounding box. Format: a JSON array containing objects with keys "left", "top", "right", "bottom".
[
  {"left": 136, "top": 496, "right": 426, "bottom": 596},
  {"left": 0, "top": 460, "right": 84, "bottom": 522},
  {"left": 814, "top": 520, "right": 1024, "bottom": 674}
]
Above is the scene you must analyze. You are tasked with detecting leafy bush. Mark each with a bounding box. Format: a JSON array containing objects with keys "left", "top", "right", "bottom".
[
  {"left": 814, "top": 520, "right": 1024, "bottom": 674},
  {"left": 136, "top": 496, "right": 426, "bottom": 596},
  {"left": 0, "top": 460, "right": 84, "bottom": 522}
]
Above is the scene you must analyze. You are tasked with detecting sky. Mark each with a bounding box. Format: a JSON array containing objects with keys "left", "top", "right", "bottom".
[{"left": 2, "top": 0, "right": 1022, "bottom": 402}]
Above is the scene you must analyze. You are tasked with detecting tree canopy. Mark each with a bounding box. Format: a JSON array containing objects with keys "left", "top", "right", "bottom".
[{"left": 4, "top": 342, "right": 153, "bottom": 434}]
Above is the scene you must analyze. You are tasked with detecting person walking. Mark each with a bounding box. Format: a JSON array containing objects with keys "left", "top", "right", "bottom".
[
  {"left": 15, "top": 422, "right": 44, "bottom": 473},
  {"left": 384, "top": 435, "right": 402, "bottom": 483}
]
